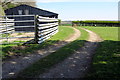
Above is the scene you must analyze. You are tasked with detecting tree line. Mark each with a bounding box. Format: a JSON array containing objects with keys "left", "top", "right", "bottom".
[{"left": 72, "top": 20, "right": 120, "bottom": 27}]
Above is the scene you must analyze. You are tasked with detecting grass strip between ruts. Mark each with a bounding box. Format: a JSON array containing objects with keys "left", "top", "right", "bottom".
[{"left": 16, "top": 28, "right": 88, "bottom": 78}]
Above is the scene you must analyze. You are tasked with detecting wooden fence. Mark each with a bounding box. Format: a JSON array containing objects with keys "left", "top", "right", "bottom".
[
  {"left": 0, "top": 18, "right": 15, "bottom": 34},
  {"left": 0, "top": 15, "right": 58, "bottom": 44},
  {"left": 35, "top": 16, "right": 58, "bottom": 44}
]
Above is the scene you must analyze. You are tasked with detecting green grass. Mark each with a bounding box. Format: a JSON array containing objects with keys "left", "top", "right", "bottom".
[
  {"left": 16, "top": 27, "right": 88, "bottom": 78},
  {"left": 61, "top": 24, "right": 72, "bottom": 26},
  {"left": 17, "top": 33, "right": 24, "bottom": 35},
  {"left": 83, "top": 26, "right": 120, "bottom": 78},
  {"left": 83, "top": 26, "right": 118, "bottom": 41},
  {"left": 1, "top": 34, "right": 10, "bottom": 37},
  {"left": 1, "top": 26, "right": 74, "bottom": 59},
  {"left": 0, "top": 33, "right": 11, "bottom": 38},
  {"left": 77, "top": 27, "right": 88, "bottom": 40},
  {"left": 49, "top": 26, "right": 74, "bottom": 40}
]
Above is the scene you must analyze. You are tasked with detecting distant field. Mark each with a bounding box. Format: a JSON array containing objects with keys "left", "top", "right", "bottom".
[
  {"left": 84, "top": 26, "right": 120, "bottom": 78},
  {"left": 84, "top": 26, "right": 118, "bottom": 41},
  {"left": 61, "top": 24, "right": 72, "bottom": 26}
]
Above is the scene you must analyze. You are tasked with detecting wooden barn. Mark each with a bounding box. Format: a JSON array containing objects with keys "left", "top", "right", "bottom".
[{"left": 5, "top": 4, "right": 58, "bottom": 32}]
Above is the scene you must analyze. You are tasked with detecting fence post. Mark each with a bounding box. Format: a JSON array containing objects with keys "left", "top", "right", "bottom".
[
  {"left": 5, "top": 16, "right": 9, "bottom": 43},
  {"left": 34, "top": 15, "right": 38, "bottom": 44}
]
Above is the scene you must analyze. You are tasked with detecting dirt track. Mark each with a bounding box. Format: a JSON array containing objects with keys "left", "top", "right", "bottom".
[
  {"left": 38, "top": 28, "right": 103, "bottom": 78},
  {"left": 2, "top": 27, "right": 80, "bottom": 78}
]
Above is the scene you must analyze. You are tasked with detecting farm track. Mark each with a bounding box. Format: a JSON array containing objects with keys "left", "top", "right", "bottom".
[
  {"left": 38, "top": 28, "right": 103, "bottom": 78},
  {"left": 2, "top": 27, "right": 80, "bottom": 78}
]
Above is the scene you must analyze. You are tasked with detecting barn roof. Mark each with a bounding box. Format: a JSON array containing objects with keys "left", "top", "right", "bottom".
[{"left": 5, "top": 4, "right": 58, "bottom": 17}]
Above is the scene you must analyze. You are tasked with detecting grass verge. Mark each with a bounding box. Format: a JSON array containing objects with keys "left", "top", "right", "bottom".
[
  {"left": 16, "top": 28, "right": 88, "bottom": 78},
  {"left": 84, "top": 26, "right": 120, "bottom": 78}
]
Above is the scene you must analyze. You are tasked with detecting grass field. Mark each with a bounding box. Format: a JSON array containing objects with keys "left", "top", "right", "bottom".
[
  {"left": 1, "top": 26, "right": 74, "bottom": 59},
  {"left": 83, "top": 26, "right": 118, "bottom": 41},
  {"left": 60, "top": 24, "right": 72, "bottom": 26},
  {"left": 50, "top": 26, "right": 74, "bottom": 40},
  {"left": 16, "top": 27, "right": 89, "bottom": 77},
  {"left": 83, "top": 26, "right": 120, "bottom": 78}
]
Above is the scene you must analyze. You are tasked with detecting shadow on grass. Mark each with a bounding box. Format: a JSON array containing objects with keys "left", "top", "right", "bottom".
[
  {"left": 86, "top": 40, "right": 120, "bottom": 79},
  {"left": 3, "top": 40, "right": 119, "bottom": 79},
  {"left": 1, "top": 40, "right": 59, "bottom": 60},
  {"left": 10, "top": 40, "right": 85, "bottom": 78}
]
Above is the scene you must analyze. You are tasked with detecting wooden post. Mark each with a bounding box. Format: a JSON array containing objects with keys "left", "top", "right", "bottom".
[{"left": 34, "top": 15, "right": 38, "bottom": 44}]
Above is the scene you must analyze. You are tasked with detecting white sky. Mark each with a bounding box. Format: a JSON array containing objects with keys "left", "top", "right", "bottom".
[
  {"left": 37, "top": 1, "right": 118, "bottom": 20},
  {"left": 2, "top": 0, "right": 118, "bottom": 20}
]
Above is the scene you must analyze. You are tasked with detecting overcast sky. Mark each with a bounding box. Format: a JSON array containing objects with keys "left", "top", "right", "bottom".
[{"left": 36, "top": 0, "right": 119, "bottom": 21}]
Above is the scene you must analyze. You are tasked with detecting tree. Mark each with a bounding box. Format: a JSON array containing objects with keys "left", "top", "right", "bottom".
[
  {"left": 1, "top": 0, "right": 37, "bottom": 16},
  {"left": 0, "top": 0, "right": 5, "bottom": 16},
  {"left": 2, "top": 0, "right": 36, "bottom": 10},
  {"left": 17, "top": 0, "right": 36, "bottom": 7},
  {"left": 58, "top": 19, "right": 61, "bottom": 26},
  {"left": 2, "top": 0, "right": 18, "bottom": 10}
]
